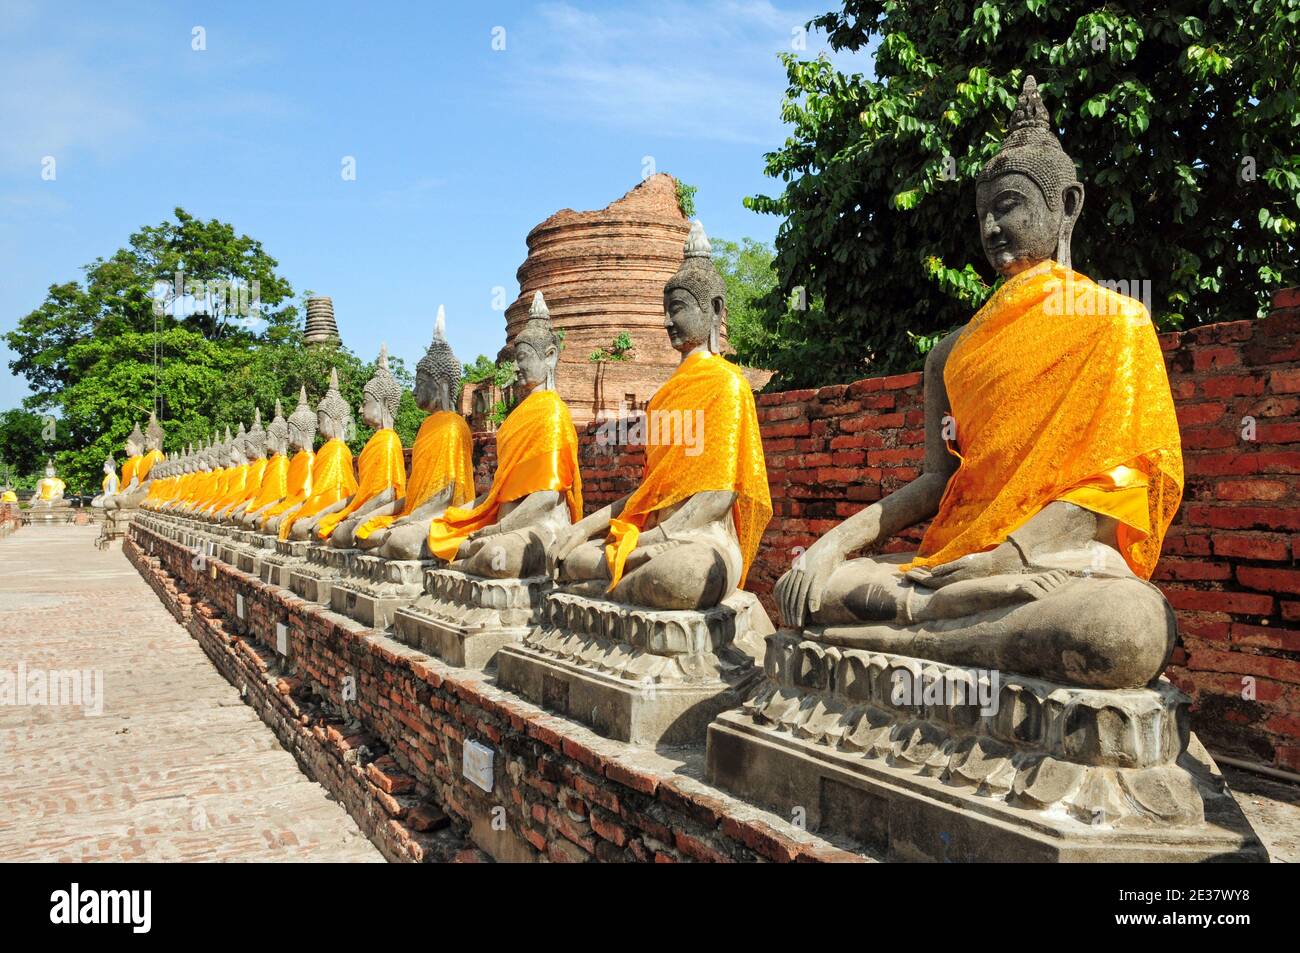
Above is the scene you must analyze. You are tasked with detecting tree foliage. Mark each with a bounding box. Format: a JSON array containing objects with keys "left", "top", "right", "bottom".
[
  {"left": 747, "top": 0, "right": 1300, "bottom": 387},
  {"left": 3, "top": 208, "right": 424, "bottom": 491}
]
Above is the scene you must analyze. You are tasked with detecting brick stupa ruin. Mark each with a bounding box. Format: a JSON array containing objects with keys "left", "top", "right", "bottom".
[{"left": 482, "top": 174, "right": 767, "bottom": 427}]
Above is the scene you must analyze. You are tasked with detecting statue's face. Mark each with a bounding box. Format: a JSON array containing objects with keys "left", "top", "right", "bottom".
[
  {"left": 104, "top": 461, "right": 112, "bottom": 474},
  {"left": 413, "top": 370, "right": 449, "bottom": 412},
  {"left": 976, "top": 172, "right": 1059, "bottom": 277},
  {"left": 664, "top": 288, "right": 713, "bottom": 353},
  {"left": 514, "top": 342, "right": 553, "bottom": 389},
  {"left": 45, "top": 465, "right": 54, "bottom": 477},
  {"left": 125, "top": 438, "right": 142, "bottom": 457},
  {"left": 360, "top": 391, "right": 384, "bottom": 428}
]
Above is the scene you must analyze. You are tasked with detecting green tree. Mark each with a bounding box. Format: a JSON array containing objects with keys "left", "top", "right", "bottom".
[
  {"left": 5, "top": 208, "right": 302, "bottom": 490},
  {"left": 712, "top": 237, "right": 827, "bottom": 380},
  {"left": 748, "top": 1, "right": 1300, "bottom": 386},
  {"left": 0, "top": 409, "right": 67, "bottom": 490}
]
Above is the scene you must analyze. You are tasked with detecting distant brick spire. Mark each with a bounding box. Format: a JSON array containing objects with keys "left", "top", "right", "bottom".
[{"left": 304, "top": 296, "right": 341, "bottom": 347}]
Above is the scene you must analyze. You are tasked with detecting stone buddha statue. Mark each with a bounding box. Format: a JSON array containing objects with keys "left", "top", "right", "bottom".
[
  {"left": 92, "top": 456, "right": 119, "bottom": 507},
  {"left": 552, "top": 221, "right": 772, "bottom": 611},
  {"left": 281, "top": 368, "right": 358, "bottom": 541},
  {"left": 260, "top": 389, "right": 318, "bottom": 537},
  {"left": 770, "top": 76, "right": 1183, "bottom": 692},
  {"left": 355, "top": 307, "right": 474, "bottom": 560},
  {"left": 216, "top": 410, "right": 265, "bottom": 522},
  {"left": 198, "top": 423, "right": 249, "bottom": 520},
  {"left": 314, "top": 345, "right": 407, "bottom": 548},
  {"left": 389, "top": 292, "right": 581, "bottom": 667},
  {"left": 239, "top": 401, "right": 290, "bottom": 528},
  {"left": 495, "top": 226, "right": 773, "bottom": 745},
  {"left": 698, "top": 78, "right": 1250, "bottom": 860},
  {"left": 425, "top": 291, "right": 582, "bottom": 579},
  {"left": 107, "top": 413, "right": 166, "bottom": 512},
  {"left": 194, "top": 426, "right": 233, "bottom": 516},
  {"left": 32, "top": 459, "right": 67, "bottom": 509}
]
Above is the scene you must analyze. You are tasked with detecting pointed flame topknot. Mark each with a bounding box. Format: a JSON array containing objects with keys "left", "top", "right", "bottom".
[
  {"left": 296, "top": 385, "right": 310, "bottom": 408},
  {"left": 529, "top": 290, "right": 549, "bottom": 319},
  {"left": 377, "top": 342, "right": 389, "bottom": 371},
  {"left": 434, "top": 304, "right": 446, "bottom": 341},
  {"left": 328, "top": 366, "right": 340, "bottom": 392},
  {"left": 274, "top": 398, "right": 284, "bottom": 417}
]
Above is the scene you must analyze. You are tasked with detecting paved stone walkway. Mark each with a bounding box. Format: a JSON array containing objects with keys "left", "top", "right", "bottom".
[{"left": 0, "top": 525, "right": 382, "bottom": 862}]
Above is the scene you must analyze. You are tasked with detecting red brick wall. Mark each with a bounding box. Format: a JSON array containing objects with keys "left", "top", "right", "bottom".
[
  {"left": 477, "top": 289, "right": 1300, "bottom": 772},
  {"left": 126, "top": 527, "right": 857, "bottom": 863}
]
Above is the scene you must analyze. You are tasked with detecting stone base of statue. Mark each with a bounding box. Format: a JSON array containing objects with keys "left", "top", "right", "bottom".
[
  {"left": 288, "top": 545, "right": 360, "bottom": 604},
  {"left": 26, "top": 503, "right": 74, "bottom": 525},
  {"left": 235, "top": 531, "right": 275, "bottom": 575},
  {"left": 330, "top": 555, "right": 435, "bottom": 629},
  {"left": 391, "top": 569, "right": 551, "bottom": 670},
  {"left": 496, "top": 588, "right": 773, "bottom": 748},
  {"left": 704, "top": 631, "right": 1267, "bottom": 862},
  {"left": 259, "top": 538, "right": 310, "bottom": 587}
]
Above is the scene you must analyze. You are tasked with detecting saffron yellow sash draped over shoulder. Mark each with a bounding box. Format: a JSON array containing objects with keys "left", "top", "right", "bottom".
[
  {"left": 209, "top": 463, "right": 251, "bottom": 514},
  {"left": 248, "top": 453, "right": 289, "bottom": 513},
  {"left": 279, "top": 439, "right": 357, "bottom": 540},
  {"left": 216, "top": 458, "right": 267, "bottom": 516},
  {"left": 258, "top": 450, "right": 315, "bottom": 527},
  {"left": 905, "top": 262, "right": 1183, "bottom": 580},
  {"left": 315, "top": 428, "right": 407, "bottom": 540},
  {"left": 120, "top": 455, "right": 143, "bottom": 488},
  {"left": 355, "top": 411, "right": 474, "bottom": 542},
  {"left": 138, "top": 448, "right": 163, "bottom": 482},
  {"left": 426, "top": 390, "right": 581, "bottom": 562},
  {"left": 605, "top": 351, "right": 772, "bottom": 591}
]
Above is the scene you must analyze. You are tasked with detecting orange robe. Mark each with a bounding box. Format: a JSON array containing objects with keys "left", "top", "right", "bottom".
[
  {"left": 279, "top": 439, "right": 357, "bottom": 540},
  {"left": 259, "top": 450, "right": 315, "bottom": 527},
  {"left": 356, "top": 411, "right": 474, "bottom": 541},
  {"left": 605, "top": 351, "right": 772, "bottom": 590},
  {"left": 315, "top": 428, "right": 407, "bottom": 540},
  {"left": 208, "top": 463, "right": 251, "bottom": 515},
  {"left": 120, "top": 455, "right": 143, "bottom": 488},
  {"left": 216, "top": 458, "right": 267, "bottom": 516},
  {"left": 247, "top": 454, "right": 289, "bottom": 514},
  {"left": 427, "top": 390, "right": 581, "bottom": 562},
  {"left": 138, "top": 448, "right": 164, "bottom": 482},
  {"left": 905, "top": 261, "right": 1183, "bottom": 580}
]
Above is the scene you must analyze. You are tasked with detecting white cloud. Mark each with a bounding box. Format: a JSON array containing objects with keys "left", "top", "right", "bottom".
[{"left": 505, "top": 0, "right": 844, "bottom": 145}]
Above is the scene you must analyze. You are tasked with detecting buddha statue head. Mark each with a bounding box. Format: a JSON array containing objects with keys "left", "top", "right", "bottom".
[
  {"left": 44, "top": 458, "right": 55, "bottom": 479},
  {"left": 266, "top": 399, "right": 289, "bottom": 457},
  {"left": 244, "top": 408, "right": 267, "bottom": 460},
  {"left": 317, "top": 367, "right": 353, "bottom": 441},
  {"left": 229, "top": 423, "right": 248, "bottom": 466},
  {"left": 103, "top": 455, "right": 116, "bottom": 477},
  {"left": 514, "top": 291, "right": 560, "bottom": 392},
  {"left": 145, "top": 411, "right": 165, "bottom": 454},
  {"left": 124, "top": 422, "right": 145, "bottom": 458},
  {"left": 664, "top": 220, "right": 726, "bottom": 356},
  {"left": 976, "top": 75, "right": 1083, "bottom": 276},
  {"left": 415, "top": 305, "right": 461, "bottom": 413},
  {"left": 361, "top": 343, "right": 402, "bottom": 430},
  {"left": 288, "top": 386, "right": 318, "bottom": 451}
]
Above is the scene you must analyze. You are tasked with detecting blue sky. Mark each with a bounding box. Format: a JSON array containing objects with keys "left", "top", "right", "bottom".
[{"left": 0, "top": 0, "right": 869, "bottom": 410}]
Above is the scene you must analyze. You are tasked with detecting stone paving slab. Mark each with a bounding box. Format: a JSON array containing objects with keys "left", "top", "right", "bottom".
[{"left": 0, "top": 526, "right": 382, "bottom": 862}]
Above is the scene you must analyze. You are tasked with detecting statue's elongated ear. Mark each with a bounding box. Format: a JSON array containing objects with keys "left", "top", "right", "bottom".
[{"left": 1057, "top": 183, "right": 1085, "bottom": 269}]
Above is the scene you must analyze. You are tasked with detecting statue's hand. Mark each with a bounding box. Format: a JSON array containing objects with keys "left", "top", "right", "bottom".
[
  {"left": 548, "top": 524, "right": 589, "bottom": 576},
  {"left": 775, "top": 536, "right": 845, "bottom": 629},
  {"left": 904, "top": 543, "right": 1023, "bottom": 589}
]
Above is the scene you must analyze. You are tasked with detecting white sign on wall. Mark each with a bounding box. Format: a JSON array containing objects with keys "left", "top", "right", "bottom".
[
  {"left": 463, "top": 739, "right": 495, "bottom": 793},
  {"left": 276, "top": 622, "right": 288, "bottom": 656}
]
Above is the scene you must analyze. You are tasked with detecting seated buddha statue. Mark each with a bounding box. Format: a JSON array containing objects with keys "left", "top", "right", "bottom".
[
  {"left": 425, "top": 292, "right": 581, "bottom": 579},
  {"left": 355, "top": 308, "right": 474, "bottom": 560},
  {"left": 175, "top": 438, "right": 219, "bottom": 514},
  {"left": 191, "top": 427, "right": 233, "bottom": 517},
  {"left": 772, "top": 76, "right": 1183, "bottom": 691},
  {"left": 552, "top": 223, "right": 772, "bottom": 611},
  {"left": 314, "top": 345, "right": 407, "bottom": 548},
  {"left": 259, "top": 390, "right": 318, "bottom": 536},
  {"left": 229, "top": 406, "right": 284, "bottom": 525},
  {"left": 198, "top": 424, "right": 250, "bottom": 520},
  {"left": 106, "top": 413, "right": 166, "bottom": 511},
  {"left": 32, "top": 459, "right": 67, "bottom": 509},
  {"left": 92, "top": 456, "right": 119, "bottom": 508},
  {"left": 153, "top": 445, "right": 195, "bottom": 512},
  {"left": 281, "top": 369, "right": 359, "bottom": 541}
]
